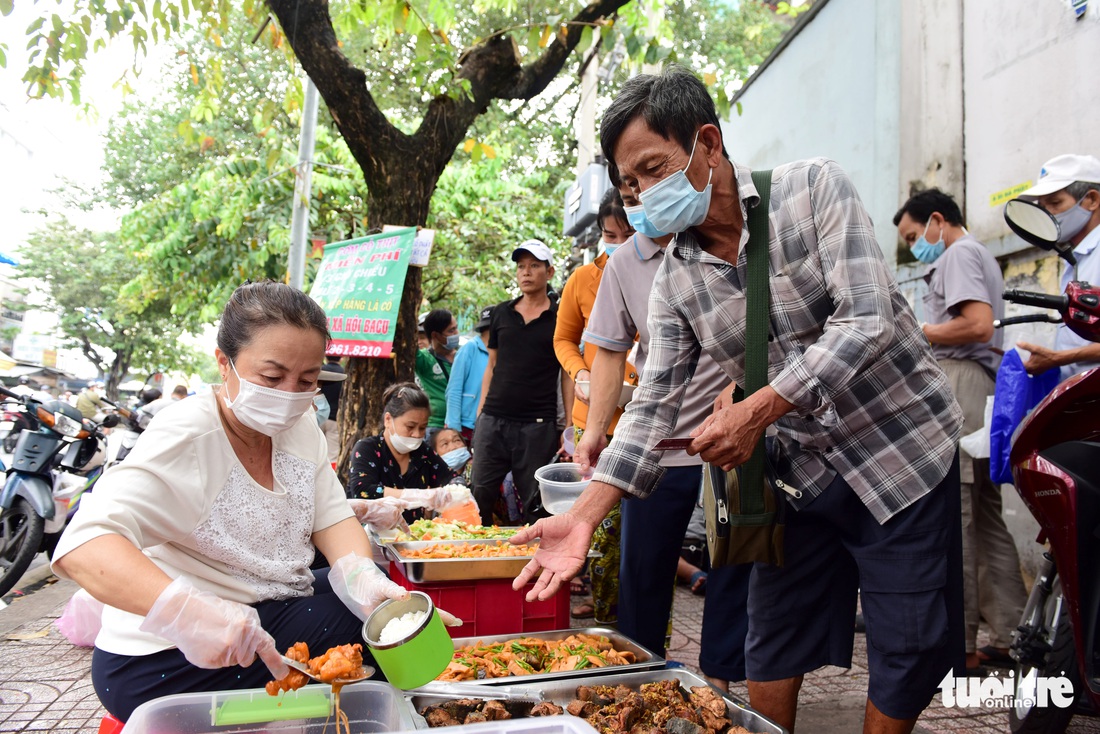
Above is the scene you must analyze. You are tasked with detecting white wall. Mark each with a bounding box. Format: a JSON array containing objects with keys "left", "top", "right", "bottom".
[
  {"left": 720, "top": 0, "right": 903, "bottom": 266},
  {"left": 897, "top": 0, "right": 965, "bottom": 212},
  {"left": 963, "top": 3, "right": 1100, "bottom": 246}
]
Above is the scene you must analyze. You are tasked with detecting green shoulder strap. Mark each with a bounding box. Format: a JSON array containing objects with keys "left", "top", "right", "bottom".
[{"left": 737, "top": 169, "right": 773, "bottom": 516}]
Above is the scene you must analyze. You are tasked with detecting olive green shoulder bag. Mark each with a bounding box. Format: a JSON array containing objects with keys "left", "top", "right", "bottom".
[{"left": 702, "top": 168, "right": 786, "bottom": 568}]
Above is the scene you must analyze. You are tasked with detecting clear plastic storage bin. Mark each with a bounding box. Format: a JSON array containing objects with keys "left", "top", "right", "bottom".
[
  {"left": 121, "top": 680, "right": 414, "bottom": 733},
  {"left": 399, "top": 715, "right": 598, "bottom": 734}
]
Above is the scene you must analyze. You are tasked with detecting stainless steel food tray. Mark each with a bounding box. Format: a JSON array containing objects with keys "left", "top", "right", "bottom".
[
  {"left": 389, "top": 539, "right": 537, "bottom": 555},
  {"left": 408, "top": 668, "right": 787, "bottom": 733},
  {"left": 431, "top": 627, "right": 664, "bottom": 685},
  {"left": 384, "top": 540, "right": 598, "bottom": 583},
  {"left": 383, "top": 539, "right": 537, "bottom": 583},
  {"left": 372, "top": 527, "right": 528, "bottom": 545}
]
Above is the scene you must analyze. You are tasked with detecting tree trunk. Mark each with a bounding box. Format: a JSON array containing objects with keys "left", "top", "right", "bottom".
[
  {"left": 334, "top": 176, "right": 432, "bottom": 485},
  {"left": 265, "top": 0, "right": 634, "bottom": 484}
]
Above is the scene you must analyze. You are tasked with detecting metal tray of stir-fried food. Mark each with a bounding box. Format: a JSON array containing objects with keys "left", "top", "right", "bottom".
[
  {"left": 382, "top": 539, "right": 539, "bottom": 582},
  {"left": 383, "top": 539, "right": 600, "bottom": 583},
  {"left": 408, "top": 668, "right": 787, "bottom": 734},
  {"left": 372, "top": 526, "right": 527, "bottom": 545},
  {"left": 433, "top": 628, "right": 664, "bottom": 685},
  {"left": 388, "top": 539, "right": 537, "bottom": 555}
]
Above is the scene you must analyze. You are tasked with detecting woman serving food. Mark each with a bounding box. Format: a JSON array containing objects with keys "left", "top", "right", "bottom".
[
  {"left": 52, "top": 282, "right": 454, "bottom": 721},
  {"left": 346, "top": 382, "right": 466, "bottom": 524}
]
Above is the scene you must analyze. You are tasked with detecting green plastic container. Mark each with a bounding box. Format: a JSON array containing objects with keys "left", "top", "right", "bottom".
[{"left": 364, "top": 591, "right": 453, "bottom": 689}]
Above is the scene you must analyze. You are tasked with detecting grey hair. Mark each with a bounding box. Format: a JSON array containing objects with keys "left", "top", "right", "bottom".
[
  {"left": 1065, "top": 181, "right": 1100, "bottom": 200},
  {"left": 217, "top": 281, "right": 331, "bottom": 361},
  {"left": 599, "top": 64, "right": 729, "bottom": 167}
]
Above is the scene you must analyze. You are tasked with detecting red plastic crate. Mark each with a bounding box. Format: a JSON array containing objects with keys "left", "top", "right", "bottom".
[
  {"left": 97, "top": 715, "right": 125, "bottom": 734},
  {"left": 389, "top": 561, "right": 569, "bottom": 637}
]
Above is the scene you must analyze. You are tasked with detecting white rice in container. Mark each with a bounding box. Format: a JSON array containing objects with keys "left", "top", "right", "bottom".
[{"left": 378, "top": 610, "right": 428, "bottom": 644}]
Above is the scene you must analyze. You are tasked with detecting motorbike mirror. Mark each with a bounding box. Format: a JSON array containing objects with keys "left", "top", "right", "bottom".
[
  {"left": 1004, "top": 199, "right": 1078, "bottom": 267},
  {"left": 101, "top": 413, "right": 120, "bottom": 428}
]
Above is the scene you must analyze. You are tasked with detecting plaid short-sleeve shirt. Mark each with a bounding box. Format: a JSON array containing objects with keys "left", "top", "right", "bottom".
[{"left": 592, "top": 158, "right": 963, "bottom": 524}]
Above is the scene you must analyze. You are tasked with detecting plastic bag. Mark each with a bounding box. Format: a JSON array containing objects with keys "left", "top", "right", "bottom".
[
  {"left": 55, "top": 589, "right": 104, "bottom": 647},
  {"left": 990, "top": 349, "right": 1060, "bottom": 484},
  {"left": 959, "top": 395, "right": 995, "bottom": 460}
]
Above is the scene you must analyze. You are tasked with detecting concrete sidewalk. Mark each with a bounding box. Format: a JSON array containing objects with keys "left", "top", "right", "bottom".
[{"left": 1, "top": 573, "right": 1099, "bottom": 733}]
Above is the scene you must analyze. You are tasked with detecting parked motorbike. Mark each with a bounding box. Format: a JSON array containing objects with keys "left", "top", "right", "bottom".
[
  {"left": 996, "top": 198, "right": 1100, "bottom": 733},
  {"left": 100, "top": 396, "right": 150, "bottom": 468},
  {"left": 0, "top": 386, "right": 117, "bottom": 597},
  {"left": 0, "top": 404, "right": 37, "bottom": 454}
]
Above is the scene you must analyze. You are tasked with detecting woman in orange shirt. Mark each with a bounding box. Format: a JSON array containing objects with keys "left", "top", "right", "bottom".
[{"left": 553, "top": 188, "right": 637, "bottom": 622}]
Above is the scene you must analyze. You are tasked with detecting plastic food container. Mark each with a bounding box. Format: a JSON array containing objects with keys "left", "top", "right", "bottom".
[
  {"left": 400, "top": 713, "right": 598, "bottom": 734},
  {"left": 364, "top": 591, "right": 454, "bottom": 689},
  {"left": 398, "top": 715, "right": 598, "bottom": 734},
  {"left": 121, "top": 680, "right": 413, "bottom": 733},
  {"left": 535, "top": 463, "right": 592, "bottom": 515}
]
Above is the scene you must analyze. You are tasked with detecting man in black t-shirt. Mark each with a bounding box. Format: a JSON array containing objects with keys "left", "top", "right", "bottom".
[{"left": 473, "top": 240, "right": 563, "bottom": 524}]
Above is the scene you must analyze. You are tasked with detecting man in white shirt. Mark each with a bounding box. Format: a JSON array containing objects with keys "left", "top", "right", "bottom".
[{"left": 1016, "top": 154, "right": 1100, "bottom": 380}]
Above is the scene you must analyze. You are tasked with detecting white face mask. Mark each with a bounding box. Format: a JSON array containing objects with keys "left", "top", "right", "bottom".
[
  {"left": 222, "top": 360, "right": 318, "bottom": 436},
  {"left": 385, "top": 415, "right": 424, "bottom": 454}
]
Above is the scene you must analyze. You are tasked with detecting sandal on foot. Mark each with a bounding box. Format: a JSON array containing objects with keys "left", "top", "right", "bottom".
[
  {"left": 571, "top": 601, "right": 596, "bottom": 619},
  {"left": 977, "top": 645, "right": 1014, "bottom": 667},
  {"left": 690, "top": 570, "right": 707, "bottom": 596},
  {"left": 570, "top": 576, "right": 590, "bottom": 596}
]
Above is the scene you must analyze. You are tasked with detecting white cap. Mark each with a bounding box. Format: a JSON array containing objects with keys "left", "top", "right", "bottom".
[
  {"left": 511, "top": 239, "right": 554, "bottom": 267},
  {"left": 318, "top": 366, "right": 347, "bottom": 382},
  {"left": 1018, "top": 154, "right": 1100, "bottom": 199}
]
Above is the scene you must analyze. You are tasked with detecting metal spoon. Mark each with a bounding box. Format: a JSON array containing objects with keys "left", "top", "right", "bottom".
[{"left": 279, "top": 655, "right": 375, "bottom": 685}]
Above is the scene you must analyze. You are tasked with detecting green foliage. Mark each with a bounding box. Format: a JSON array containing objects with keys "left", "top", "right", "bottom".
[
  {"left": 661, "top": 0, "right": 789, "bottom": 119},
  {"left": 18, "top": 0, "right": 793, "bottom": 341},
  {"left": 102, "top": 13, "right": 366, "bottom": 327},
  {"left": 17, "top": 216, "right": 201, "bottom": 396},
  {"left": 423, "top": 155, "right": 570, "bottom": 317}
]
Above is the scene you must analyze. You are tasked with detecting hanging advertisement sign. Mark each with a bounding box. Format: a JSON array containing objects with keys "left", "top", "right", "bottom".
[{"left": 309, "top": 227, "right": 416, "bottom": 358}]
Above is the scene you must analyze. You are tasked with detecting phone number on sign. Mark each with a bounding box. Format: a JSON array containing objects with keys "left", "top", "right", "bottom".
[{"left": 327, "top": 343, "right": 390, "bottom": 358}]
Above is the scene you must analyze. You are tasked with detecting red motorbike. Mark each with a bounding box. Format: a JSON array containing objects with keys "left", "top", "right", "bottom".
[{"left": 999, "top": 199, "right": 1100, "bottom": 733}]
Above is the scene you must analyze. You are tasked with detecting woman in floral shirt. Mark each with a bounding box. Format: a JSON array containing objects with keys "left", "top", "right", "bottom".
[{"left": 346, "top": 382, "right": 453, "bottom": 523}]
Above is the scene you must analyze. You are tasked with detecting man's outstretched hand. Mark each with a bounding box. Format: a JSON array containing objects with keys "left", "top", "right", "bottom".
[{"left": 510, "top": 513, "right": 596, "bottom": 602}]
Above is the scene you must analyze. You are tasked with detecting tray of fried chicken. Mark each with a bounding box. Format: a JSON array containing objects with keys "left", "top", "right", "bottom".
[{"left": 410, "top": 669, "right": 787, "bottom": 734}]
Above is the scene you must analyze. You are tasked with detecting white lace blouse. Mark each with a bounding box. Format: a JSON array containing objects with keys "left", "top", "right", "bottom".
[{"left": 52, "top": 390, "right": 352, "bottom": 656}]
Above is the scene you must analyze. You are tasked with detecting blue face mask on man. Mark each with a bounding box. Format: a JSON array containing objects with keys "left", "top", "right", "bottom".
[
  {"left": 444, "top": 334, "right": 461, "bottom": 351},
  {"left": 911, "top": 218, "right": 946, "bottom": 264},
  {"left": 623, "top": 204, "right": 669, "bottom": 239},
  {"left": 638, "top": 131, "right": 714, "bottom": 234}
]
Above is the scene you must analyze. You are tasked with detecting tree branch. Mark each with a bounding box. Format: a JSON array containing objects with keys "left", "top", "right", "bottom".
[
  {"left": 265, "top": 0, "right": 404, "bottom": 179},
  {"left": 503, "top": 0, "right": 629, "bottom": 100},
  {"left": 412, "top": 0, "right": 628, "bottom": 180}
]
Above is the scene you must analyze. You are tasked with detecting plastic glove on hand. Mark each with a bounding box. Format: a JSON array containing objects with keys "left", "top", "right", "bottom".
[
  {"left": 139, "top": 577, "right": 287, "bottom": 679},
  {"left": 330, "top": 553, "right": 410, "bottom": 621},
  {"left": 330, "top": 553, "right": 463, "bottom": 627},
  {"left": 437, "top": 608, "right": 463, "bottom": 627},
  {"left": 349, "top": 497, "right": 410, "bottom": 532},
  {"left": 399, "top": 487, "right": 453, "bottom": 511}
]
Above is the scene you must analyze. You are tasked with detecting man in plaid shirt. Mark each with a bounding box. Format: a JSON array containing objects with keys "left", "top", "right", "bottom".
[{"left": 513, "top": 65, "right": 965, "bottom": 734}]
